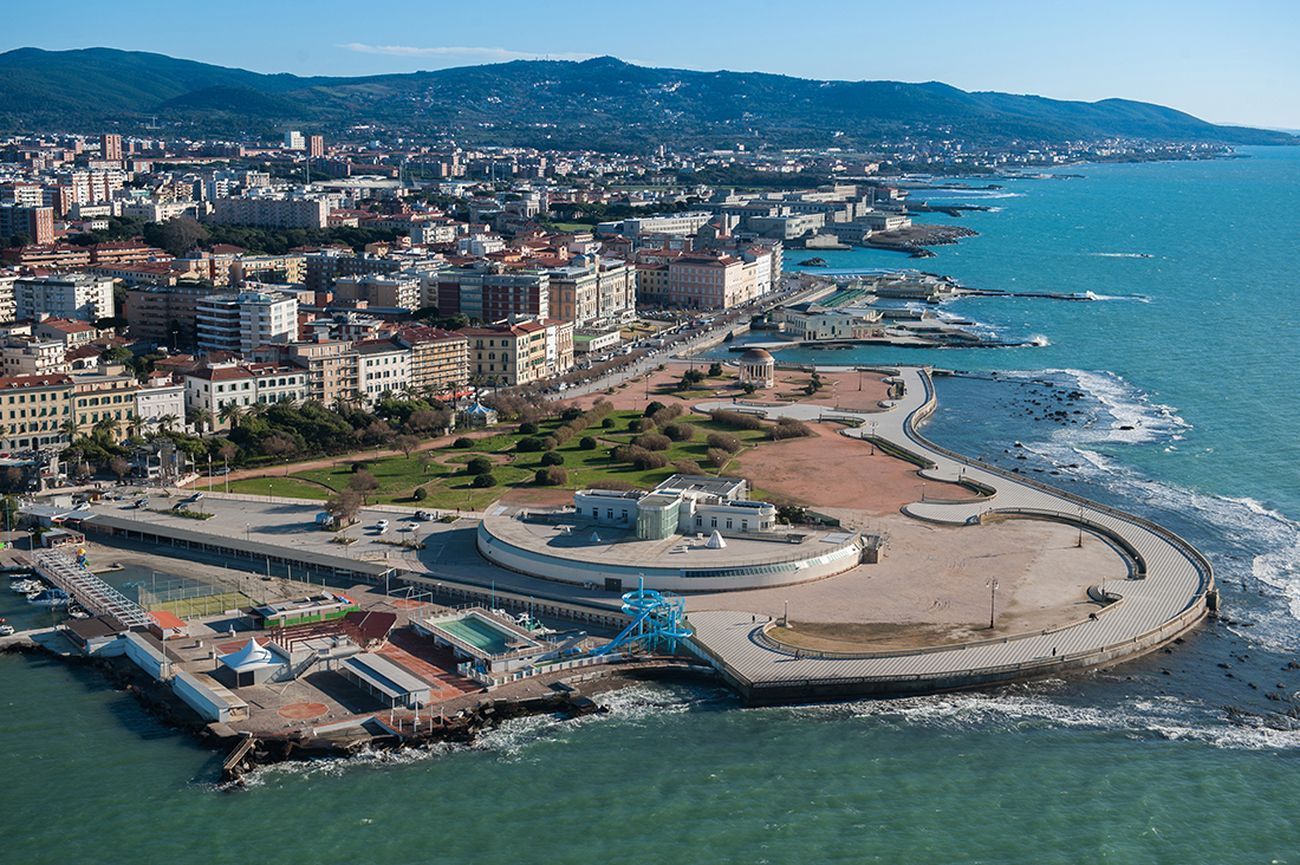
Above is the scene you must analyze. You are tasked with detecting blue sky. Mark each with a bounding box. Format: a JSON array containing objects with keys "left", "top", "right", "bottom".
[{"left": 4, "top": 0, "right": 1298, "bottom": 128}]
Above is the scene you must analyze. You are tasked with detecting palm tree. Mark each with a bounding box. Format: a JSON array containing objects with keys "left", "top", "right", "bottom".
[
  {"left": 156, "top": 413, "right": 180, "bottom": 435},
  {"left": 218, "top": 403, "right": 245, "bottom": 429},
  {"left": 188, "top": 409, "right": 215, "bottom": 435}
]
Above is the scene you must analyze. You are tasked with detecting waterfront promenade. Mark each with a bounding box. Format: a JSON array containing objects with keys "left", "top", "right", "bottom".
[{"left": 687, "top": 366, "right": 1216, "bottom": 703}]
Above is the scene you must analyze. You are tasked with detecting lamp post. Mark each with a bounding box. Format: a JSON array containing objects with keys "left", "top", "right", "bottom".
[
  {"left": 986, "top": 579, "right": 999, "bottom": 630},
  {"left": 1076, "top": 506, "right": 1084, "bottom": 549}
]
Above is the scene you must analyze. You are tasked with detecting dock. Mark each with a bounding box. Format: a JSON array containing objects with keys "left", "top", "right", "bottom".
[{"left": 26, "top": 548, "right": 152, "bottom": 628}]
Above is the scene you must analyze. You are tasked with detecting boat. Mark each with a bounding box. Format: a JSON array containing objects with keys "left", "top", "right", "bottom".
[
  {"left": 10, "top": 578, "right": 42, "bottom": 594},
  {"left": 28, "top": 588, "right": 69, "bottom": 607},
  {"left": 0, "top": 622, "right": 14, "bottom": 637}
]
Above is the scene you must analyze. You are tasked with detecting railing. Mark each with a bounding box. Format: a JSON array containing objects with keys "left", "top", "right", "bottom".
[{"left": 902, "top": 369, "right": 1214, "bottom": 596}]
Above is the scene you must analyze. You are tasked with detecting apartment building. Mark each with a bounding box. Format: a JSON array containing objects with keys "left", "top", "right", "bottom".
[
  {"left": 71, "top": 371, "right": 138, "bottom": 443},
  {"left": 462, "top": 318, "right": 574, "bottom": 387},
  {"left": 395, "top": 326, "right": 468, "bottom": 396},
  {"left": 354, "top": 338, "right": 411, "bottom": 401},
  {"left": 135, "top": 373, "right": 187, "bottom": 432},
  {"left": 210, "top": 196, "right": 328, "bottom": 229},
  {"left": 237, "top": 290, "right": 299, "bottom": 353},
  {"left": 0, "top": 272, "right": 15, "bottom": 324},
  {"left": 183, "top": 363, "right": 308, "bottom": 429},
  {"left": 333, "top": 273, "right": 421, "bottom": 311},
  {"left": 436, "top": 267, "right": 550, "bottom": 322},
  {"left": 15, "top": 274, "right": 115, "bottom": 322},
  {"left": 285, "top": 340, "right": 358, "bottom": 407},
  {"left": 0, "top": 203, "right": 55, "bottom": 245},
  {"left": 126, "top": 283, "right": 214, "bottom": 348},
  {"left": 0, "top": 373, "right": 73, "bottom": 451},
  {"left": 0, "top": 336, "right": 69, "bottom": 376}
]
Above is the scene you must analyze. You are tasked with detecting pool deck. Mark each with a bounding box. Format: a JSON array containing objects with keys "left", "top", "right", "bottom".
[{"left": 686, "top": 366, "right": 1216, "bottom": 704}]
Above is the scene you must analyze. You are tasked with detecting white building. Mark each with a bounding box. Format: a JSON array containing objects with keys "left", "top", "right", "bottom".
[
  {"left": 134, "top": 374, "right": 187, "bottom": 431},
  {"left": 183, "top": 363, "right": 308, "bottom": 429},
  {"left": 283, "top": 130, "right": 305, "bottom": 151},
  {"left": 354, "top": 338, "right": 411, "bottom": 402},
  {"left": 14, "top": 274, "right": 115, "bottom": 322},
  {"left": 237, "top": 290, "right": 298, "bottom": 353}
]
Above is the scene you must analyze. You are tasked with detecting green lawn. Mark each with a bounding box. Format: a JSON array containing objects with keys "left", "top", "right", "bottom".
[{"left": 227, "top": 410, "right": 771, "bottom": 509}]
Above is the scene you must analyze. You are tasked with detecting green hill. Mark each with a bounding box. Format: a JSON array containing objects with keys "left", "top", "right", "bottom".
[{"left": 0, "top": 47, "right": 1290, "bottom": 149}]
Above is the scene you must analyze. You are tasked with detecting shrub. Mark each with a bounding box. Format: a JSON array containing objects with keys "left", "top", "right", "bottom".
[
  {"left": 540, "top": 435, "right": 558, "bottom": 451},
  {"left": 633, "top": 432, "right": 671, "bottom": 451},
  {"left": 627, "top": 418, "right": 652, "bottom": 433},
  {"left": 471, "top": 472, "right": 496, "bottom": 488},
  {"left": 706, "top": 448, "right": 731, "bottom": 469},
  {"left": 770, "top": 418, "right": 813, "bottom": 440},
  {"left": 551, "top": 426, "right": 574, "bottom": 446},
  {"left": 466, "top": 456, "right": 494, "bottom": 475},
  {"left": 516, "top": 436, "right": 544, "bottom": 452},
  {"left": 560, "top": 407, "right": 584, "bottom": 422},
  {"left": 453, "top": 437, "right": 474, "bottom": 449},
  {"left": 518, "top": 421, "right": 539, "bottom": 435},
  {"left": 707, "top": 362, "right": 723, "bottom": 377},
  {"left": 534, "top": 466, "right": 568, "bottom": 486},
  {"left": 351, "top": 461, "right": 369, "bottom": 473},
  {"left": 540, "top": 451, "right": 565, "bottom": 466},
  {"left": 579, "top": 436, "right": 598, "bottom": 450},
  {"left": 709, "top": 409, "right": 765, "bottom": 431},
  {"left": 601, "top": 418, "right": 616, "bottom": 429},
  {"left": 644, "top": 401, "right": 666, "bottom": 417},
  {"left": 706, "top": 432, "right": 743, "bottom": 453},
  {"left": 611, "top": 444, "right": 649, "bottom": 464},
  {"left": 662, "top": 422, "right": 695, "bottom": 442},
  {"left": 632, "top": 451, "right": 668, "bottom": 470},
  {"left": 672, "top": 459, "right": 705, "bottom": 475},
  {"left": 412, "top": 486, "right": 428, "bottom": 501}
]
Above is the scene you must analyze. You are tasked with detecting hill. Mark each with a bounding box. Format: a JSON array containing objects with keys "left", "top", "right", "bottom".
[{"left": 0, "top": 47, "right": 1290, "bottom": 149}]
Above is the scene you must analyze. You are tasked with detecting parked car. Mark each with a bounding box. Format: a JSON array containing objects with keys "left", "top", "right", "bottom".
[
  {"left": 375, "top": 519, "right": 389, "bottom": 534},
  {"left": 415, "top": 510, "right": 434, "bottom": 521}
]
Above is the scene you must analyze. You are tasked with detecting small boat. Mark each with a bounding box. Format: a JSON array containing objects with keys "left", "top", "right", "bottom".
[
  {"left": 28, "top": 588, "right": 69, "bottom": 607},
  {"left": 10, "top": 578, "right": 42, "bottom": 594},
  {"left": 0, "top": 622, "right": 15, "bottom": 637}
]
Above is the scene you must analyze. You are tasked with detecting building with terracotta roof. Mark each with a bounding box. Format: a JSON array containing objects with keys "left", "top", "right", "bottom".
[
  {"left": 395, "top": 325, "right": 468, "bottom": 396},
  {"left": 461, "top": 317, "right": 573, "bottom": 387},
  {"left": 0, "top": 373, "right": 74, "bottom": 451}
]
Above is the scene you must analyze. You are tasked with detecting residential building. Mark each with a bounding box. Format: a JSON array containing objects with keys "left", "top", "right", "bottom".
[
  {"left": 462, "top": 318, "right": 574, "bottom": 387},
  {"left": 285, "top": 340, "right": 358, "bottom": 406},
  {"left": 210, "top": 197, "right": 328, "bottom": 229},
  {"left": 183, "top": 362, "right": 307, "bottom": 430},
  {"left": 0, "top": 336, "right": 71, "bottom": 376},
  {"left": 436, "top": 267, "right": 549, "bottom": 322},
  {"left": 0, "top": 203, "right": 55, "bottom": 245},
  {"left": 395, "top": 326, "right": 468, "bottom": 396},
  {"left": 333, "top": 273, "right": 421, "bottom": 311},
  {"left": 0, "top": 373, "right": 73, "bottom": 451},
  {"left": 307, "top": 135, "right": 324, "bottom": 159},
  {"left": 33, "top": 318, "right": 97, "bottom": 349},
  {"left": 354, "top": 338, "right": 411, "bottom": 402},
  {"left": 237, "top": 289, "right": 298, "bottom": 353},
  {"left": 126, "top": 283, "right": 214, "bottom": 348},
  {"left": 100, "top": 133, "right": 123, "bottom": 162},
  {"left": 70, "top": 371, "right": 138, "bottom": 442},
  {"left": 0, "top": 272, "right": 15, "bottom": 323},
  {"left": 283, "top": 130, "right": 305, "bottom": 151},
  {"left": 134, "top": 373, "right": 186, "bottom": 432},
  {"left": 15, "top": 274, "right": 115, "bottom": 322},
  {"left": 194, "top": 294, "right": 241, "bottom": 353}
]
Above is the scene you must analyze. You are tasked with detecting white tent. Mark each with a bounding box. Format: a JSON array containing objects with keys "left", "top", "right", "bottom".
[
  {"left": 218, "top": 638, "right": 275, "bottom": 673},
  {"left": 706, "top": 530, "right": 727, "bottom": 550}
]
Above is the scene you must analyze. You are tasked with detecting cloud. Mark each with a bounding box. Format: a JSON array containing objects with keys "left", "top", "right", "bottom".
[{"left": 338, "top": 43, "right": 595, "bottom": 63}]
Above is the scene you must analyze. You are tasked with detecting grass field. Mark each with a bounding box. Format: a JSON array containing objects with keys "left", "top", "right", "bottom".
[{"left": 227, "top": 409, "right": 773, "bottom": 509}]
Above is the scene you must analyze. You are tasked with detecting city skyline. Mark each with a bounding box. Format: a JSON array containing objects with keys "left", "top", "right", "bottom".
[{"left": 3, "top": 0, "right": 1298, "bottom": 130}]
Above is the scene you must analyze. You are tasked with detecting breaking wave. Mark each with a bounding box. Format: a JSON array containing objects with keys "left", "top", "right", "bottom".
[
  {"left": 1081, "top": 290, "right": 1152, "bottom": 303},
  {"left": 1087, "top": 251, "right": 1154, "bottom": 259}
]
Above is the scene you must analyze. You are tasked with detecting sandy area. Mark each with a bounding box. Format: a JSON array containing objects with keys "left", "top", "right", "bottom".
[
  {"left": 733, "top": 422, "right": 975, "bottom": 514},
  {"left": 689, "top": 514, "right": 1127, "bottom": 650}
]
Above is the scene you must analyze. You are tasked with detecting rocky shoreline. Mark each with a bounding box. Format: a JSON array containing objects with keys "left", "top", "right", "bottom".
[{"left": 866, "top": 223, "right": 979, "bottom": 258}]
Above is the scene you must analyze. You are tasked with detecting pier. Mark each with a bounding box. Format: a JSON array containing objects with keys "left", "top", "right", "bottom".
[
  {"left": 686, "top": 366, "right": 1215, "bottom": 703},
  {"left": 26, "top": 548, "right": 152, "bottom": 628}
]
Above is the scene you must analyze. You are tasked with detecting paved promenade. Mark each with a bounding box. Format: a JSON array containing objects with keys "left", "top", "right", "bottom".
[{"left": 687, "top": 366, "right": 1215, "bottom": 703}]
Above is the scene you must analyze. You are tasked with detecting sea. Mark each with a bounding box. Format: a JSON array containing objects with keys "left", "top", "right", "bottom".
[{"left": 2, "top": 147, "right": 1299, "bottom": 864}]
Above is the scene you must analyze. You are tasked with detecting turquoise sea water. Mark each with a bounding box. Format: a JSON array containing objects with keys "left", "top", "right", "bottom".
[{"left": 3, "top": 149, "right": 1300, "bottom": 864}]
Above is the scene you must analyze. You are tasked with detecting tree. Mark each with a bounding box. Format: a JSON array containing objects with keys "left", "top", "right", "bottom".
[
  {"left": 644, "top": 401, "right": 666, "bottom": 417},
  {"left": 453, "top": 437, "right": 474, "bottom": 449},
  {"left": 348, "top": 469, "right": 379, "bottom": 503},
  {"left": 465, "top": 456, "right": 493, "bottom": 475},
  {"left": 708, "top": 362, "right": 724, "bottom": 377},
  {"left": 471, "top": 472, "right": 496, "bottom": 488},
  {"left": 156, "top": 413, "right": 180, "bottom": 434},
  {"left": 326, "top": 489, "right": 363, "bottom": 525},
  {"left": 260, "top": 433, "right": 297, "bottom": 459},
  {"left": 539, "top": 451, "right": 564, "bottom": 466},
  {"left": 534, "top": 466, "right": 568, "bottom": 485},
  {"left": 412, "top": 486, "right": 428, "bottom": 501},
  {"left": 393, "top": 434, "right": 420, "bottom": 458},
  {"left": 217, "top": 441, "right": 238, "bottom": 464},
  {"left": 109, "top": 456, "right": 130, "bottom": 482},
  {"left": 579, "top": 436, "right": 597, "bottom": 450},
  {"left": 218, "top": 403, "right": 245, "bottom": 430},
  {"left": 146, "top": 216, "right": 210, "bottom": 257}
]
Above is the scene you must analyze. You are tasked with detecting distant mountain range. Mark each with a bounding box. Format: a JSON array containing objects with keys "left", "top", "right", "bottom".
[{"left": 0, "top": 47, "right": 1291, "bottom": 150}]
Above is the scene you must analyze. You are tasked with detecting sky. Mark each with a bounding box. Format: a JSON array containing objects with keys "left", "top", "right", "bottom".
[{"left": 4, "top": 0, "right": 1298, "bottom": 129}]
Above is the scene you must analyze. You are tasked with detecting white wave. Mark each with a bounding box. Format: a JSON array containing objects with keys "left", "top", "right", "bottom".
[
  {"left": 1081, "top": 290, "right": 1152, "bottom": 303},
  {"left": 1000, "top": 367, "right": 1191, "bottom": 446},
  {"left": 797, "top": 690, "right": 1300, "bottom": 751},
  {"left": 1087, "top": 252, "right": 1154, "bottom": 259},
  {"left": 1027, "top": 334, "right": 1050, "bottom": 347}
]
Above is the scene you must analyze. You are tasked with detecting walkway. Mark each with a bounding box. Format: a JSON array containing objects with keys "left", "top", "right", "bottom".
[{"left": 686, "top": 366, "right": 1215, "bottom": 703}]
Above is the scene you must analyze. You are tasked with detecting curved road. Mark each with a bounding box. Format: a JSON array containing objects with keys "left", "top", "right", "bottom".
[{"left": 687, "top": 366, "right": 1215, "bottom": 703}]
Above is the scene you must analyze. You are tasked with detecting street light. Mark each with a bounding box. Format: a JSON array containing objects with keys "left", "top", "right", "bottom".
[{"left": 986, "top": 579, "right": 999, "bottom": 630}]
